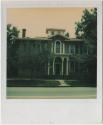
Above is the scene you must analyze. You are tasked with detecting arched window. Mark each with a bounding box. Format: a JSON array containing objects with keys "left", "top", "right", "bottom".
[{"left": 56, "top": 41, "right": 60, "bottom": 53}]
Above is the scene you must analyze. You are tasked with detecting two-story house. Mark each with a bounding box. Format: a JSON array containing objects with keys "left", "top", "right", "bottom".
[{"left": 12, "top": 28, "right": 88, "bottom": 79}]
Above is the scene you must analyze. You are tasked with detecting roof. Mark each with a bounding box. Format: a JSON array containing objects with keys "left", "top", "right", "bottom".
[
  {"left": 46, "top": 28, "right": 65, "bottom": 33},
  {"left": 15, "top": 35, "right": 83, "bottom": 42},
  {"left": 65, "top": 38, "right": 83, "bottom": 42},
  {"left": 16, "top": 37, "right": 51, "bottom": 41}
]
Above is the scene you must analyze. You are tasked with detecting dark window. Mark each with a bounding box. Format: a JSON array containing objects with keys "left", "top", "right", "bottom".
[
  {"left": 56, "top": 41, "right": 60, "bottom": 53},
  {"left": 65, "top": 44, "right": 69, "bottom": 53},
  {"left": 70, "top": 62, "right": 75, "bottom": 72},
  {"left": 33, "top": 43, "right": 35, "bottom": 47},
  {"left": 70, "top": 44, "right": 75, "bottom": 54},
  {"left": 80, "top": 45, "right": 82, "bottom": 54}
]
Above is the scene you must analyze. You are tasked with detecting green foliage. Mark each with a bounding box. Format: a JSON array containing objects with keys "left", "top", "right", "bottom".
[
  {"left": 75, "top": 8, "right": 97, "bottom": 83},
  {"left": 65, "top": 32, "right": 69, "bottom": 37},
  {"left": 75, "top": 9, "right": 97, "bottom": 38},
  {"left": 7, "top": 24, "right": 20, "bottom": 44},
  {"left": 7, "top": 24, "right": 20, "bottom": 77},
  {"left": 75, "top": 8, "right": 97, "bottom": 54},
  {"left": 7, "top": 79, "right": 60, "bottom": 87}
]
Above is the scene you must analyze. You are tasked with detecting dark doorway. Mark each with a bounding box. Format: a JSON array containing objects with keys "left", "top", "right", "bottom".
[
  {"left": 55, "top": 63, "right": 61, "bottom": 75},
  {"left": 55, "top": 57, "right": 62, "bottom": 75}
]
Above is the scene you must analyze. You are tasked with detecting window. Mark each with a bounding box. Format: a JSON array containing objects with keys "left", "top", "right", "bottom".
[
  {"left": 83, "top": 46, "right": 88, "bottom": 55},
  {"left": 45, "top": 43, "right": 47, "bottom": 49},
  {"left": 69, "top": 44, "right": 75, "bottom": 54},
  {"left": 70, "top": 62, "right": 75, "bottom": 72},
  {"left": 65, "top": 44, "right": 69, "bottom": 53},
  {"left": 33, "top": 43, "right": 35, "bottom": 48},
  {"left": 35, "top": 44, "right": 40, "bottom": 53},
  {"left": 56, "top": 41, "right": 61, "bottom": 53}
]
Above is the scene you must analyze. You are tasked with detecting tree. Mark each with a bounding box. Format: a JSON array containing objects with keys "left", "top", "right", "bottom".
[
  {"left": 75, "top": 8, "right": 97, "bottom": 83},
  {"left": 7, "top": 24, "right": 19, "bottom": 44},
  {"left": 65, "top": 32, "right": 69, "bottom": 37},
  {"left": 7, "top": 24, "right": 20, "bottom": 77}
]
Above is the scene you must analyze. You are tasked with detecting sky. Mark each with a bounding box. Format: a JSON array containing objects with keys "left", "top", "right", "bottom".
[{"left": 7, "top": 8, "right": 92, "bottom": 38}]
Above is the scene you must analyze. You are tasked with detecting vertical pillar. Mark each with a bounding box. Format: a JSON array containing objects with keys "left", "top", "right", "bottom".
[
  {"left": 61, "top": 58, "right": 64, "bottom": 75},
  {"left": 63, "top": 43, "right": 65, "bottom": 54},
  {"left": 54, "top": 42, "right": 56, "bottom": 54},
  {"left": 51, "top": 42, "right": 53, "bottom": 53},
  {"left": 66, "top": 58, "right": 68, "bottom": 75},
  {"left": 60, "top": 42, "right": 61, "bottom": 54},
  {"left": 69, "top": 45, "right": 71, "bottom": 54},
  {"left": 62, "top": 43, "right": 63, "bottom": 54},
  {"left": 53, "top": 58, "right": 55, "bottom": 75}
]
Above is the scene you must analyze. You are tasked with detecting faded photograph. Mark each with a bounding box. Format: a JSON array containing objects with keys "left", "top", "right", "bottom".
[{"left": 7, "top": 8, "right": 97, "bottom": 99}]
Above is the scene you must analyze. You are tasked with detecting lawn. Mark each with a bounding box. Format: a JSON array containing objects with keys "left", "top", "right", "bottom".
[{"left": 7, "top": 87, "right": 96, "bottom": 99}]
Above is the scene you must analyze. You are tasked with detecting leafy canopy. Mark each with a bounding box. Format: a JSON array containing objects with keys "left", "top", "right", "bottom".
[
  {"left": 75, "top": 8, "right": 97, "bottom": 55},
  {"left": 75, "top": 8, "right": 97, "bottom": 83}
]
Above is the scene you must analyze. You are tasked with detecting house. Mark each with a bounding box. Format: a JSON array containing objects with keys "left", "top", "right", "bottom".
[{"left": 9, "top": 28, "right": 89, "bottom": 79}]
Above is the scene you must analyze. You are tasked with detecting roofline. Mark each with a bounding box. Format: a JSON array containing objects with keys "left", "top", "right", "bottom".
[
  {"left": 15, "top": 37, "right": 83, "bottom": 42},
  {"left": 15, "top": 38, "right": 52, "bottom": 41},
  {"left": 65, "top": 39, "right": 84, "bottom": 42}
]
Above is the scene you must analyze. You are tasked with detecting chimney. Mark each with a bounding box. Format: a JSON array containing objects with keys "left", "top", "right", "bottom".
[{"left": 22, "top": 29, "right": 26, "bottom": 38}]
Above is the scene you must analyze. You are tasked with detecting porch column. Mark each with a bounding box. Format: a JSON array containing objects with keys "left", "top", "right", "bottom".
[
  {"left": 51, "top": 42, "right": 53, "bottom": 53},
  {"left": 63, "top": 43, "right": 65, "bottom": 54},
  {"left": 66, "top": 58, "right": 68, "bottom": 75},
  {"left": 61, "top": 57, "right": 64, "bottom": 75},
  {"left": 53, "top": 58, "right": 55, "bottom": 75},
  {"left": 48, "top": 62, "right": 50, "bottom": 75}
]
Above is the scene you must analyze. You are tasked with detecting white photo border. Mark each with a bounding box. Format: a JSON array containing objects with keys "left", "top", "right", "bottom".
[{"left": 1, "top": 0, "right": 102, "bottom": 124}]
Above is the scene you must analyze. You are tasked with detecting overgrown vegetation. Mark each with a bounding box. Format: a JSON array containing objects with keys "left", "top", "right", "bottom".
[
  {"left": 7, "top": 79, "right": 60, "bottom": 87},
  {"left": 75, "top": 8, "right": 97, "bottom": 84},
  {"left": 7, "top": 24, "right": 20, "bottom": 77}
]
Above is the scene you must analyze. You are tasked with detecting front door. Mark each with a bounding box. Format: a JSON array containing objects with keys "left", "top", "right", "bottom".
[{"left": 54, "top": 57, "right": 62, "bottom": 76}]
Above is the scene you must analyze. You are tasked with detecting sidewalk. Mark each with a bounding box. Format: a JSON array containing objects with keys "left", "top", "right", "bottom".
[{"left": 57, "top": 80, "right": 71, "bottom": 87}]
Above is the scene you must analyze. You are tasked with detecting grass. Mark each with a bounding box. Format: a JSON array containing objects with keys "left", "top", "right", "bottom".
[{"left": 7, "top": 87, "right": 96, "bottom": 99}]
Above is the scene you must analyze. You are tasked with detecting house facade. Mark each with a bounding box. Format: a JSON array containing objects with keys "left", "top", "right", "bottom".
[{"left": 10, "top": 28, "right": 89, "bottom": 79}]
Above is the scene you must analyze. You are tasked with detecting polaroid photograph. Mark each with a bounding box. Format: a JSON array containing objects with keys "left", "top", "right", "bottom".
[
  {"left": 1, "top": 0, "right": 102, "bottom": 124},
  {"left": 6, "top": 7, "right": 97, "bottom": 99}
]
